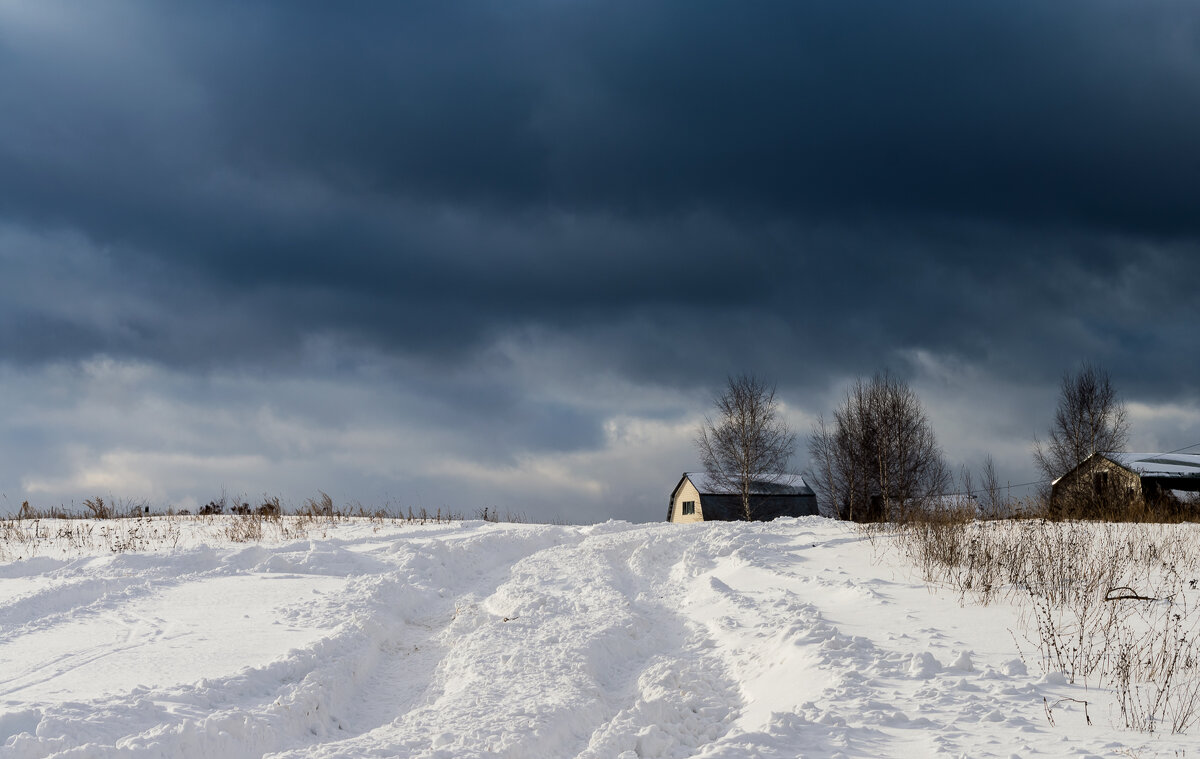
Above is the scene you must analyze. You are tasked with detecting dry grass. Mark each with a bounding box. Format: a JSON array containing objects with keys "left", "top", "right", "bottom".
[
  {"left": 0, "top": 513, "right": 185, "bottom": 559},
  {"left": 877, "top": 507, "right": 1200, "bottom": 734},
  {"left": 0, "top": 493, "right": 482, "bottom": 560},
  {"left": 475, "top": 506, "right": 528, "bottom": 523}
]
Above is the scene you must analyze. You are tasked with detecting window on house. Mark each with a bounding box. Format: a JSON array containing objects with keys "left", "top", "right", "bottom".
[
  {"left": 1093, "top": 471, "right": 1110, "bottom": 494},
  {"left": 682, "top": 501, "right": 696, "bottom": 516}
]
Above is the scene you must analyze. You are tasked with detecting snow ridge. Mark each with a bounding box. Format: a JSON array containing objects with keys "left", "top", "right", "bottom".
[{"left": 0, "top": 518, "right": 1186, "bottom": 757}]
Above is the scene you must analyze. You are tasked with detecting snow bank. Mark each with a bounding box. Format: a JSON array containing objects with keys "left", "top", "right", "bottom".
[{"left": 0, "top": 517, "right": 1188, "bottom": 757}]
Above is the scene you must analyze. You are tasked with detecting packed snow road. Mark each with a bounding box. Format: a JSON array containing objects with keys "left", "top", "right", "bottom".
[{"left": 0, "top": 517, "right": 1185, "bottom": 757}]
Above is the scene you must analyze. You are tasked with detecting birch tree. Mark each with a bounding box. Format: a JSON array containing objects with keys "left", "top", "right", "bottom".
[{"left": 695, "top": 375, "right": 796, "bottom": 521}]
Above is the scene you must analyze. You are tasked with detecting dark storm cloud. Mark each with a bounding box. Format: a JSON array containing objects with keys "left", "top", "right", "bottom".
[
  {"left": 2, "top": 0, "right": 1200, "bottom": 393},
  {"left": 160, "top": 1, "right": 1200, "bottom": 227},
  {"left": 4, "top": 1, "right": 1200, "bottom": 522},
  {"left": 103, "top": 1, "right": 1192, "bottom": 231}
]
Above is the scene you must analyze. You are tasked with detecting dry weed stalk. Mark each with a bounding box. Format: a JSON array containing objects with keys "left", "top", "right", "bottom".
[
  {"left": 1, "top": 493, "right": 474, "bottom": 559},
  {"left": 880, "top": 511, "right": 1200, "bottom": 734}
]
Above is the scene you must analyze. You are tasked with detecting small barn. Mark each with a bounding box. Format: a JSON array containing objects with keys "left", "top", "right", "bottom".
[
  {"left": 1050, "top": 451, "right": 1200, "bottom": 518},
  {"left": 666, "top": 472, "right": 819, "bottom": 523}
]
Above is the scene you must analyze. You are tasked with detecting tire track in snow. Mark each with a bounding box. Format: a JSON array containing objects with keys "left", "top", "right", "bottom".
[
  {"left": 258, "top": 525, "right": 600, "bottom": 757},
  {"left": 4, "top": 525, "right": 590, "bottom": 759},
  {"left": 667, "top": 523, "right": 1064, "bottom": 758},
  {"left": 255, "top": 524, "right": 744, "bottom": 759},
  {"left": 573, "top": 529, "right": 744, "bottom": 759},
  {"left": 5, "top": 518, "right": 1187, "bottom": 758}
]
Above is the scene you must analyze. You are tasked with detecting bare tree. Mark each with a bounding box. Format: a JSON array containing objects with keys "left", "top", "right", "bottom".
[
  {"left": 695, "top": 375, "right": 796, "bottom": 521},
  {"left": 978, "top": 454, "right": 1004, "bottom": 518},
  {"left": 807, "top": 372, "right": 949, "bottom": 522},
  {"left": 1033, "top": 362, "right": 1129, "bottom": 483},
  {"left": 957, "top": 454, "right": 1010, "bottom": 518}
]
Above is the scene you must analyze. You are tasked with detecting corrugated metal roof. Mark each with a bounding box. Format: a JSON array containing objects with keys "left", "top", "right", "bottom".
[
  {"left": 1103, "top": 452, "right": 1200, "bottom": 478},
  {"left": 686, "top": 472, "right": 815, "bottom": 496}
]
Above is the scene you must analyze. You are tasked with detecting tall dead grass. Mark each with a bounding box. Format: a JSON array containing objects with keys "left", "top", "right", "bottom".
[
  {"left": 882, "top": 508, "right": 1200, "bottom": 733},
  {"left": 0, "top": 494, "right": 474, "bottom": 560}
]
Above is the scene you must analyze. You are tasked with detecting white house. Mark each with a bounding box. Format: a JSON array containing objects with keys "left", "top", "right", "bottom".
[{"left": 667, "top": 472, "right": 819, "bottom": 523}]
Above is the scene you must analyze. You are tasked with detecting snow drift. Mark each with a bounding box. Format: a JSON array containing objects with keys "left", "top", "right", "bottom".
[{"left": 0, "top": 517, "right": 1189, "bottom": 757}]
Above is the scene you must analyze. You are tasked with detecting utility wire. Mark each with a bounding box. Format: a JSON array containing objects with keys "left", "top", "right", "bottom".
[
  {"left": 1164, "top": 440, "right": 1200, "bottom": 455},
  {"left": 935, "top": 478, "right": 1050, "bottom": 500}
]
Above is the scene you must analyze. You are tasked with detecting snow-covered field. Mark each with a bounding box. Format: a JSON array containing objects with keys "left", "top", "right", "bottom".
[{"left": 0, "top": 516, "right": 1191, "bottom": 758}]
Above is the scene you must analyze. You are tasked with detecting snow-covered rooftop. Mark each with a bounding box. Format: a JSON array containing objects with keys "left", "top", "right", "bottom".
[{"left": 1103, "top": 451, "right": 1200, "bottom": 478}]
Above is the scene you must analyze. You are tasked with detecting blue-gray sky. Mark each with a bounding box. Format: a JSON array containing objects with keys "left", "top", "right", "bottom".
[{"left": 2, "top": 1, "right": 1199, "bottom": 521}]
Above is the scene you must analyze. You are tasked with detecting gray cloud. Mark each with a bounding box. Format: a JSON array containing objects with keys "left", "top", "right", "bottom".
[{"left": 1, "top": 1, "right": 1199, "bottom": 519}]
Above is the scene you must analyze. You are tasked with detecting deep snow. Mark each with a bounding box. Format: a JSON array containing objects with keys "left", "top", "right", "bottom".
[{"left": 0, "top": 517, "right": 1191, "bottom": 758}]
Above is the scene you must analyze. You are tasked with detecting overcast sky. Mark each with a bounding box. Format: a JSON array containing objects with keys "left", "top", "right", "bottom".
[{"left": 2, "top": 1, "right": 1199, "bottom": 521}]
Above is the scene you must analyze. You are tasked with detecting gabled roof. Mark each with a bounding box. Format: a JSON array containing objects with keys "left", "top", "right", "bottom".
[
  {"left": 1100, "top": 452, "right": 1200, "bottom": 479},
  {"left": 685, "top": 472, "right": 815, "bottom": 497}
]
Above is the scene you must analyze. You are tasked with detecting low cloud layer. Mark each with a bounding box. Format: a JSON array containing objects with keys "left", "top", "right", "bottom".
[{"left": 2, "top": 2, "right": 1199, "bottom": 520}]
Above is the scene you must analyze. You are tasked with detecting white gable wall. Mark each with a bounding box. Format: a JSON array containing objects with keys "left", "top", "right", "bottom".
[{"left": 670, "top": 478, "right": 704, "bottom": 523}]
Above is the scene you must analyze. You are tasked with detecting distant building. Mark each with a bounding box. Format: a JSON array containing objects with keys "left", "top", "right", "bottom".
[
  {"left": 666, "top": 472, "right": 819, "bottom": 523},
  {"left": 1050, "top": 452, "right": 1200, "bottom": 517}
]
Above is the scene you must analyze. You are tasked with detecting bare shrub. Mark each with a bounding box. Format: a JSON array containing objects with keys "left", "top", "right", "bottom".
[
  {"left": 83, "top": 496, "right": 111, "bottom": 519},
  {"left": 1107, "top": 569, "right": 1200, "bottom": 733},
  {"left": 886, "top": 513, "right": 1200, "bottom": 733},
  {"left": 225, "top": 512, "right": 265, "bottom": 542},
  {"left": 199, "top": 499, "right": 225, "bottom": 516},
  {"left": 475, "top": 507, "right": 527, "bottom": 523},
  {"left": 303, "top": 491, "right": 335, "bottom": 517}
]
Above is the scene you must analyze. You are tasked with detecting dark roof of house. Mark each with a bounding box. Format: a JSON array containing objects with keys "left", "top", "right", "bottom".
[{"left": 695, "top": 493, "right": 819, "bottom": 521}]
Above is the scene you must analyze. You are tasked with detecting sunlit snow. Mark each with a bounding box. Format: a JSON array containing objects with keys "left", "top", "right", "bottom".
[{"left": 0, "top": 517, "right": 1188, "bottom": 757}]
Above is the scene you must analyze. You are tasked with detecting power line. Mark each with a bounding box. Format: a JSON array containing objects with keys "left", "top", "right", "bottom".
[
  {"left": 1164, "top": 440, "right": 1200, "bottom": 455},
  {"left": 935, "top": 477, "right": 1050, "bottom": 499}
]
